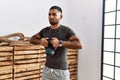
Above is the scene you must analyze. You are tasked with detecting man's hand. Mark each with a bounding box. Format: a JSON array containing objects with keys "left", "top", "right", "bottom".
[
  {"left": 40, "top": 37, "right": 49, "bottom": 47},
  {"left": 51, "top": 37, "right": 60, "bottom": 48}
]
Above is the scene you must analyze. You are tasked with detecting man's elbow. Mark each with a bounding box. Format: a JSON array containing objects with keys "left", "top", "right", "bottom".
[
  {"left": 78, "top": 44, "right": 82, "bottom": 49},
  {"left": 29, "top": 37, "right": 36, "bottom": 44},
  {"left": 75, "top": 44, "right": 82, "bottom": 49},
  {"left": 29, "top": 39, "right": 34, "bottom": 44}
]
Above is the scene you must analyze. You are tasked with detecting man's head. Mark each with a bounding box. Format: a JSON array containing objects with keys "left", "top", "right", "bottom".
[
  {"left": 48, "top": 6, "right": 63, "bottom": 26},
  {"left": 49, "top": 6, "right": 62, "bottom": 13}
]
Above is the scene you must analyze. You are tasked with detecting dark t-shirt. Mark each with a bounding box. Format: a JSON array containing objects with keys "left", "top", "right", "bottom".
[{"left": 39, "top": 25, "right": 75, "bottom": 70}]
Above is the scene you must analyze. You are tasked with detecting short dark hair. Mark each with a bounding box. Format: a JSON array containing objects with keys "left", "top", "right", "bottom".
[{"left": 49, "top": 6, "right": 62, "bottom": 13}]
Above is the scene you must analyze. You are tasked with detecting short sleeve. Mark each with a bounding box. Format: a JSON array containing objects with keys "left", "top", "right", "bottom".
[
  {"left": 66, "top": 27, "right": 75, "bottom": 39},
  {"left": 38, "top": 27, "right": 50, "bottom": 38}
]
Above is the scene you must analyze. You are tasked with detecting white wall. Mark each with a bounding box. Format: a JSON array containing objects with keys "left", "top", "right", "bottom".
[
  {"left": 0, "top": 0, "right": 102, "bottom": 80},
  {"left": 68, "top": 0, "right": 103, "bottom": 80},
  {"left": 0, "top": 0, "right": 68, "bottom": 36}
]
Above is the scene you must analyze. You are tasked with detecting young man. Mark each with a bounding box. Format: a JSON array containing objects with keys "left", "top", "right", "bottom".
[{"left": 30, "top": 6, "right": 82, "bottom": 80}]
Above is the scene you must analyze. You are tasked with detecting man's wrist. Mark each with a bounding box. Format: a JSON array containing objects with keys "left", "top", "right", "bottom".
[{"left": 59, "top": 40, "right": 63, "bottom": 47}]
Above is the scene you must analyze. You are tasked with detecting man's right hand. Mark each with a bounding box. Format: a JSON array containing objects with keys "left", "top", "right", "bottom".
[{"left": 40, "top": 37, "right": 49, "bottom": 47}]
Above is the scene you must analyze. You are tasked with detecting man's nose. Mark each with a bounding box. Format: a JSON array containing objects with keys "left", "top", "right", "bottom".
[{"left": 49, "top": 15, "right": 54, "bottom": 19}]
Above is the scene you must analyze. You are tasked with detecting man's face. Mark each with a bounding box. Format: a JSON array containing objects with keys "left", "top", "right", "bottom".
[{"left": 48, "top": 9, "right": 62, "bottom": 25}]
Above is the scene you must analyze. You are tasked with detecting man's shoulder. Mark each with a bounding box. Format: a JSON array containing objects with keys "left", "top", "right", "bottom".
[
  {"left": 60, "top": 25, "right": 72, "bottom": 30},
  {"left": 41, "top": 26, "right": 50, "bottom": 30},
  {"left": 60, "top": 25, "right": 69, "bottom": 29},
  {"left": 40, "top": 26, "right": 50, "bottom": 33},
  {"left": 44, "top": 26, "right": 50, "bottom": 29}
]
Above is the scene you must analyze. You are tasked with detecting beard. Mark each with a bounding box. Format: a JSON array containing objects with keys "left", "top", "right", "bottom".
[{"left": 49, "top": 20, "right": 59, "bottom": 25}]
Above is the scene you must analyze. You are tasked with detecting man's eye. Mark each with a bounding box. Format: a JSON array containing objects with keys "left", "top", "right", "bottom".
[
  {"left": 52, "top": 13, "right": 57, "bottom": 16},
  {"left": 49, "top": 13, "right": 51, "bottom": 16},
  {"left": 48, "top": 13, "right": 57, "bottom": 16}
]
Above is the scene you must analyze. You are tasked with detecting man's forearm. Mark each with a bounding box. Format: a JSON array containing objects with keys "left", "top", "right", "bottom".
[
  {"left": 62, "top": 41, "right": 82, "bottom": 49},
  {"left": 30, "top": 37, "right": 41, "bottom": 44}
]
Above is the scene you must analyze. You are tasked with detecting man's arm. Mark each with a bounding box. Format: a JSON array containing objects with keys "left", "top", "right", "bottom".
[
  {"left": 30, "top": 33, "right": 49, "bottom": 47},
  {"left": 62, "top": 35, "right": 82, "bottom": 49},
  {"left": 30, "top": 33, "right": 41, "bottom": 44},
  {"left": 51, "top": 35, "right": 82, "bottom": 49},
  {"left": 30, "top": 33, "right": 82, "bottom": 49}
]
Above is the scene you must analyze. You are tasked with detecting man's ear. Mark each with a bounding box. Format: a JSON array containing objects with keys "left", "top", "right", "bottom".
[{"left": 60, "top": 15, "right": 63, "bottom": 19}]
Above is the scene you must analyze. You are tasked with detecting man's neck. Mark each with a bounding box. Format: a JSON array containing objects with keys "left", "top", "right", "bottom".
[{"left": 51, "top": 24, "right": 60, "bottom": 29}]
